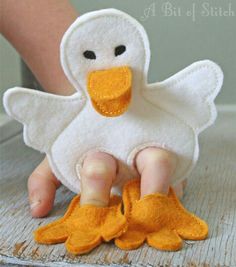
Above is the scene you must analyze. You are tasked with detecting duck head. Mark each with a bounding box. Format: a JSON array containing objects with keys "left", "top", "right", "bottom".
[{"left": 61, "top": 9, "right": 150, "bottom": 117}]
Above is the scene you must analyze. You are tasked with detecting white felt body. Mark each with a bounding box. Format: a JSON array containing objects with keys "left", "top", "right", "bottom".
[
  {"left": 50, "top": 93, "right": 195, "bottom": 193},
  {"left": 3, "top": 9, "right": 223, "bottom": 194}
]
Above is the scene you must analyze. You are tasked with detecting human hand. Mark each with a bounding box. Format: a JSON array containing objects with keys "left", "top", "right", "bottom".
[{"left": 28, "top": 147, "right": 185, "bottom": 217}]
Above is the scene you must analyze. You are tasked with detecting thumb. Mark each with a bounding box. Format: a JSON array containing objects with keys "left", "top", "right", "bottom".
[{"left": 28, "top": 157, "right": 61, "bottom": 217}]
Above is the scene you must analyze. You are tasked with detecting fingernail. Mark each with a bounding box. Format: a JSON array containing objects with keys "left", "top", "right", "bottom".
[{"left": 30, "top": 200, "right": 41, "bottom": 210}]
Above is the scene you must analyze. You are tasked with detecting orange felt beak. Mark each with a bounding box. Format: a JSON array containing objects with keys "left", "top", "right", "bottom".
[{"left": 87, "top": 66, "right": 132, "bottom": 117}]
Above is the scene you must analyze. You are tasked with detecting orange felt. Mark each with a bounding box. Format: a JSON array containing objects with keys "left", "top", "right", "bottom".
[
  {"left": 115, "top": 179, "right": 208, "bottom": 251},
  {"left": 87, "top": 66, "right": 132, "bottom": 117},
  {"left": 34, "top": 195, "right": 127, "bottom": 255}
]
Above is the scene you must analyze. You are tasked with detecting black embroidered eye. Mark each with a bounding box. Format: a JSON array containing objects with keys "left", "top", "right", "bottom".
[
  {"left": 83, "top": 50, "right": 96, "bottom": 60},
  {"left": 114, "top": 45, "right": 126, "bottom": 56}
]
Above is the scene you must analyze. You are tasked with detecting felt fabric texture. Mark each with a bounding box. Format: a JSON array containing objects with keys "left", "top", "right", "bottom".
[
  {"left": 3, "top": 9, "right": 224, "bottom": 194},
  {"left": 3, "top": 89, "right": 85, "bottom": 153},
  {"left": 34, "top": 195, "right": 127, "bottom": 255},
  {"left": 115, "top": 179, "right": 208, "bottom": 251},
  {"left": 87, "top": 66, "right": 132, "bottom": 116}
]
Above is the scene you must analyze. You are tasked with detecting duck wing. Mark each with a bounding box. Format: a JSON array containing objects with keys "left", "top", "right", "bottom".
[
  {"left": 3, "top": 87, "right": 85, "bottom": 153},
  {"left": 143, "top": 60, "right": 223, "bottom": 134}
]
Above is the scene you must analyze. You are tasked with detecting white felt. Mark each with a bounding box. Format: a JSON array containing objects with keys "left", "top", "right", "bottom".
[
  {"left": 143, "top": 60, "right": 223, "bottom": 133},
  {"left": 3, "top": 88, "right": 85, "bottom": 152},
  {"left": 3, "top": 9, "right": 223, "bottom": 194}
]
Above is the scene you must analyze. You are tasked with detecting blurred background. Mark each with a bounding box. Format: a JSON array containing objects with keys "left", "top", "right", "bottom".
[{"left": 0, "top": 0, "right": 236, "bottom": 114}]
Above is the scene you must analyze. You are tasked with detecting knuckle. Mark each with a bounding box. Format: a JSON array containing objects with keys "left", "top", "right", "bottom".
[
  {"left": 83, "top": 160, "right": 113, "bottom": 180},
  {"left": 144, "top": 148, "right": 177, "bottom": 168}
]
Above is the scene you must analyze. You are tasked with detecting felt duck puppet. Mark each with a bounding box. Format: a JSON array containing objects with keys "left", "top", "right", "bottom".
[{"left": 3, "top": 9, "right": 223, "bottom": 195}]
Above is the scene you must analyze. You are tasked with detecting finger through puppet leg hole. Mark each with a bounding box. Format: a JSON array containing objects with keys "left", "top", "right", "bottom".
[
  {"left": 135, "top": 147, "right": 178, "bottom": 197},
  {"left": 80, "top": 151, "right": 117, "bottom": 207}
]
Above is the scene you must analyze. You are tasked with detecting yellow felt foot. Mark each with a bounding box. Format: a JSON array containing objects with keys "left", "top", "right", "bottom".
[
  {"left": 34, "top": 195, "right": 127, "bottom": 255},
  {"left": 147, "top": 229, "right": 183, "bottom": 251},
  {"left": 115, "top": 230, "right": 146, "bottom": 250},
  {"left": 115, "top": 179, "right": 208, "bottom": 251}
]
